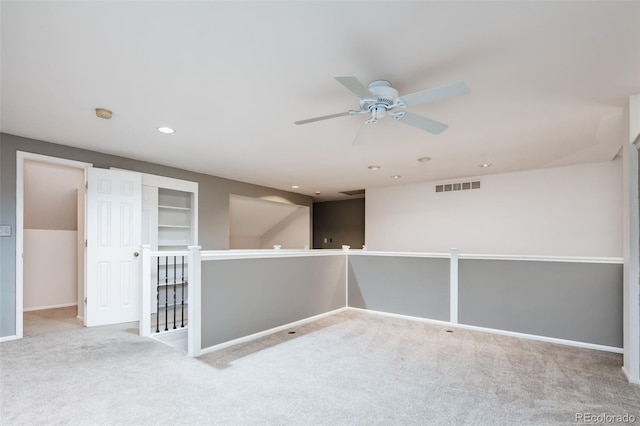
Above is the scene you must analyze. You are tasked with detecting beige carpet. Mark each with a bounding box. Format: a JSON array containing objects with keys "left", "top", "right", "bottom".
[{"left": 1, "top": 307, "right": 639, "bottom": 425}]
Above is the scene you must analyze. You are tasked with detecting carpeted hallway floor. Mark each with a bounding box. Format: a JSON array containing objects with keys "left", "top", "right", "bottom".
[{"left": 1, "top": 307, "right": 639, "bottom": 425}]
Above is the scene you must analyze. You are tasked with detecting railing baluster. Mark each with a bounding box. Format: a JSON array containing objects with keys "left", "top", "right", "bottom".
[
  {"left": 173, "top": 256, "right": 177, "bottom": 330},
  {"left": 156, "top": 257, "right": 160, "bottom": 333},
  {"left": 149, "top": 253, "right": 189, "bottom": 336},
  {"left": 181, "top": 256, "right": 185, "bottom": 328},
  {"left": 164, "top": 255, "right": 169, "bottom": 331}
]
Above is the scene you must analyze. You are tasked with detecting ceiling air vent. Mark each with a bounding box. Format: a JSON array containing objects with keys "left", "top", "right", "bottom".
[
  {"left": 435, "top": 181, "right": 480, "bottom": 193},
  {"left": 340, "top": 189, "right": 366, "bottom": 196}
]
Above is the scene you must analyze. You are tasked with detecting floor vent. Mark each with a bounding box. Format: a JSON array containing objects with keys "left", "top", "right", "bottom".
[{"left": 435, "top": 181, "right": 481, "bottom": 193}]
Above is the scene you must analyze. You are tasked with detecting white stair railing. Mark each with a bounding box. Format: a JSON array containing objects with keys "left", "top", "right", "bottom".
[{"left": 140, "top": 246, "right": 192, "bottom": 337}]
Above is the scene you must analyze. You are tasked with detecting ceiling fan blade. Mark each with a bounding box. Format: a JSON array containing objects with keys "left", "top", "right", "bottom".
[
  {"left": 399, "top": 81, "right": 470, "bottom": 107},
  {"left": 393, "top": 111, "right": 448, "bottom": 134},
  {"left": 294, "top": 111, "right": 353, "bottom": 125},
  {"left": 335, "top": 76, "right": 375, "bottom": 100}
]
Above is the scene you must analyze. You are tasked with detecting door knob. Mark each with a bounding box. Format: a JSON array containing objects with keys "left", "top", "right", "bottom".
[{"left": 133, "top": 251, "right": 139, "bottom": 257}]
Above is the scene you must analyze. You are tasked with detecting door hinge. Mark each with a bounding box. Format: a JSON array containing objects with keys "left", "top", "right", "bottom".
[
  {"left": 84, "top": 297, "right": 87, "bottom": 304},
  {"left": 85, "top": 181, "right": 88, "bottom": 189},
  {"left": 85, "top": 240, "right": 87, "bottom": 247}
]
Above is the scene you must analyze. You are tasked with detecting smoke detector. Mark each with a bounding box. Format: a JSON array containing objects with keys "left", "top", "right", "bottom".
[{"left": 95, "top": 108, "right": 113, "bottom": 119}]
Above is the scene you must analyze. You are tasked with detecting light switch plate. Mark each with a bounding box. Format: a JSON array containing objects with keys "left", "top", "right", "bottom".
[{"left": 0, "top": 225, "right": 12, "bottom": 237}]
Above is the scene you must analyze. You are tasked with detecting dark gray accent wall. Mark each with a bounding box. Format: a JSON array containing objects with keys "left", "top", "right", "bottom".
[
  {"left": 200, "top": 255, "right": 346, "bottom": 348},
  {"left": 313, "top": 198, "right": 364, "bottom": 249},
  {"left": 348, "top": 255, "right": 450, "bottom": 321},
  {"left": 0, "top": 133, "right": 312, "bottom": 337},
  {"left": 458, "top": 259, "right": 623, "bottom": 347}
]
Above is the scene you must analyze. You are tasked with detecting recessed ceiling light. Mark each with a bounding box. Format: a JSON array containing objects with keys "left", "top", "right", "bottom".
[
  {"left": 291, "top": 185, "right": 300, "bottom": 189},
  {"left": 314, "top": 191, "right": 322, "bottom": 196},
  {"left": 417, "top": 157, "right": 432, "bottom": 163},
  {"left": 479, "top": 163, "right": 492, "bottom": 168},
  {"left": 157, "top": 126, "right": 175, "bottom": 134},
  {"left": 368, "top": 165, "right": 381, "bottom": 171},
  {"left": 390, "top": 175, "right": 401, "bottom": 179}
]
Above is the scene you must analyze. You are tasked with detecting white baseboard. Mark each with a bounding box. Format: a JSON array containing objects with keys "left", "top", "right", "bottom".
[
  {"left": 0, "top": 335, "right": 19, "bottom": 343},
  {"left": 197, "top": 306, "right": 623, "bottom": 357},
  {"left": 349, "top": 307, "right": 624, "bottom": 354},
  {"left": 622, "top": 366, "right": 640, "bottom": 384},
  {"left": 199, "top": 307, "right": 348, "bottom": 355},
  {"left": 349, "top": 307, "right": 453, "bottom": 327},
  {"left": 24, "top": 303, "right": 78, "bottom": 312}
]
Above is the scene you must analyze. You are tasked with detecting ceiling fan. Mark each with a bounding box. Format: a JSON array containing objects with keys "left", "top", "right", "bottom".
[{"left": 294, "top": 76, "right": 470, "bottom": 144}]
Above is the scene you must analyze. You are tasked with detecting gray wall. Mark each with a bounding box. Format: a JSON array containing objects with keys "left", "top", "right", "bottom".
[
  {"left": 313, "top": 198, "right": 364, "bottom": 249},
  {"left": 347, "top": 254, "right": 622, "bottom": 348},
  {"left": 458, "top": 259, "right": 623, "bottom": 347},
  {"left": 200, "top": 255, "right": 346, "bottom": 348},
  {"left": 348, "top": 255, "right": 450, "bottom": 321},
  {"left": 0, "top": 133, "right": 312, "bottom": 337}
]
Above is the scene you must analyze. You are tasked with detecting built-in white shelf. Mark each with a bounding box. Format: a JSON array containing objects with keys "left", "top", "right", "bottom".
[
  {"left": 155, "top": 282, "right": 188, "bottom": 288},
  {"left": 158, "top": 205, "right": 191, "bottom": 211},
  {"left": 141, "top": 175, "right": 197, "bottom": 320},
  {"left": 157, "top": 188, "right": 192, "bottom": 251}
]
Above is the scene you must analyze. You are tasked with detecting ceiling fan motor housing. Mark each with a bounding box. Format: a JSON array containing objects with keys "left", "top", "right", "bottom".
[{"left": 361, "top": 80, "right": 400, "bottom": 118}]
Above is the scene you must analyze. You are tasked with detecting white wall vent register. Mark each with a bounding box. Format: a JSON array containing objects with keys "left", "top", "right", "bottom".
[{"left": 435, "top": 181, "right": 481, "bottom": 193}]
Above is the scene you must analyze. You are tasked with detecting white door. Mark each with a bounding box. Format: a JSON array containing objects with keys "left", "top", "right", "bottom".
[{"left": 86, "top": 168, "right": 142, "bottom": 327}]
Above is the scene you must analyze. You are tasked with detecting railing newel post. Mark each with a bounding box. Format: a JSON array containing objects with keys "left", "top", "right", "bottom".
[
  {"left": 188, "top": 246, "right": 202, "bottom": 357},
  {"left": 450, "top": 248, "right": 459, "bottom": 324}
]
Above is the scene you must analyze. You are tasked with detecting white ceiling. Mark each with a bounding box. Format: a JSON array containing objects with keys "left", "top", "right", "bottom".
[{"left": 2, "top": 1, "right": 639, "bottom": 200}]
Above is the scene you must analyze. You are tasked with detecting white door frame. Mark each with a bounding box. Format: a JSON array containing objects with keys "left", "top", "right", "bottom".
[
  {"left": 15, "top": 151, "right": 92, "bottom": 339},
  {"left": 625, "top": 135, "right": 640, "bottom": 384}
]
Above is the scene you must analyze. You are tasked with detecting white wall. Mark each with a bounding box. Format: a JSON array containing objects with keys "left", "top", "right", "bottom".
[
  {"left": 24, "top": 160, "right": 84, "bottom": 230},
  {"left": 230, "top": 235, "right": 261, "bottom": 249},
  {"left": 24, "top": 230, "right": 77, "bottom": 311},
  {"left": 261, "top": 206, "right": 310, "bottom": 249},
  {"left": 366, "top": 160, "right": 623, "bottom": 257},
  {"left": 229, "top": 207, "right": 309, "bottom": 249},
  {"left": 229, "top": 195, "right": 310, "bottom": 249}
]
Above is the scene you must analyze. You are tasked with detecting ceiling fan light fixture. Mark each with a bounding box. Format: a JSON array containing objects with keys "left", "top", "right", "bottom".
[{"left": 372, "top": 106, "right": 387, "bottom": 119}]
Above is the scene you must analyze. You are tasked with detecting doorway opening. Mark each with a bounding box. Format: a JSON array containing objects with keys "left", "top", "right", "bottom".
[{"left": 16, "top": 152, "right": 91, "bottom": 338}]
